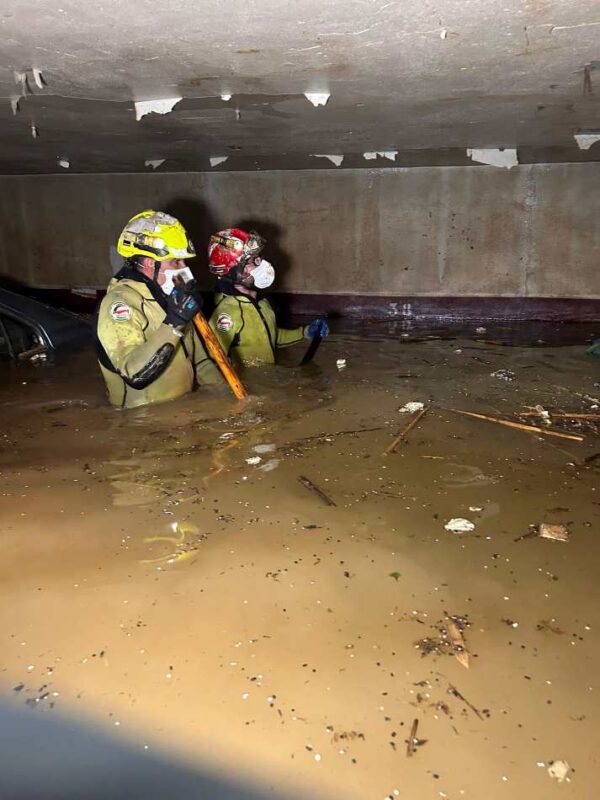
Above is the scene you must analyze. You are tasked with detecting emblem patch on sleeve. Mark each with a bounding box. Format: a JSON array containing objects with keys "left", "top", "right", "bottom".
[
  {"left": 110, "top": 302, "right": 132, "bottom": 321},
  {"left": 216, "top": 313, "right": 233, "bottom": 332}
]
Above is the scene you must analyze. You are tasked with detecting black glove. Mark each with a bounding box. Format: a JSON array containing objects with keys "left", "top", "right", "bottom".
[{"left": 164, "top": 282, "right": 202, "bottom": 329}]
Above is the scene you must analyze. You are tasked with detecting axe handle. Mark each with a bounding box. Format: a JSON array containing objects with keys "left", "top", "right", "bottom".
[{"left": 193, "top": 313, "right": 247, "bottom": 400}]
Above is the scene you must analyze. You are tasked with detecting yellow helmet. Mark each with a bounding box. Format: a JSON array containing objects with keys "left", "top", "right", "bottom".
[{"left": 117, "top": 210, "right": 195, "bottom": 262}]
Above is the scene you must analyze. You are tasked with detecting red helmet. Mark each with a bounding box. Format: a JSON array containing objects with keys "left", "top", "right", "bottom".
[{"left": 208, "top": 228, "right": 265, "bottom": 277}]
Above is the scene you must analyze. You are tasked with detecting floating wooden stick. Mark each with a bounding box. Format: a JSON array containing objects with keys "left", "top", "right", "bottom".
[
  {"left": 384, "top": 407, "right": 429, "bottom": 455},
  {"left": 298, "top": 475, "right": 336, "bottom": 506},
  {"left": 446, "top": 618, "right": 470, "bottom": 669},
  {"left": 519, "top": 411, "right": 600, "bottom": 420},
  {"left": 448, "top": 684, "right": 484, "bottom": 720},
  {"left": 451, "top": 409, "right": 583, "bottom": 442},
  {"left": 406, "top": 718, "right": 419, "bottom": 757}
]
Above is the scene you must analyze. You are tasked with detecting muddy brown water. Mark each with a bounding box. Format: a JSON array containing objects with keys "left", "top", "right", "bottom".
[{"left": 0, "top": 332, "right": 599, "bottom": 799}]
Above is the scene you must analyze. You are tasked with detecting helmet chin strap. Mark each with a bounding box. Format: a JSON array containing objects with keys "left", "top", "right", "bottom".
[{"left": 128, "top": 255, "right": 161, "bottom": 283}]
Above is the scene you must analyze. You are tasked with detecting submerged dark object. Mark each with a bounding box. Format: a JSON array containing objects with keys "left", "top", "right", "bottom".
[
  {"left": 299, "top": 332, "right": 322, "bottom": 365},
  {"left": 0, "top": 287, "right": 91, "bottom": 359},
  {"left": 586, "top": 340, "right": 600, "bottom": 357}
]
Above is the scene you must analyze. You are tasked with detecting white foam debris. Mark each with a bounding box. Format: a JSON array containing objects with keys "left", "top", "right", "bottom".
[
  {"left": 253, "top": 443, "right": 276, "bottom": 454},
  {"left": 134, "top": 96, "right": 182, "bottom": 122},
  {"left": 58, "top": 157, "right": 70, "bottom": 169},
  {"left": 32, "top": 68, "right": 44, "bottom": 89},
  {"left": 145, "top": 159, "right": 165, "bottom": 169},
  {"left": 466, "top": 147, "right": 518, "bottom": 169},
  {"left": 209, "top": 156, "right": 228, "bottom": 167},
  {"left": 574, "top": 132, "right": 600, "bottom": 150},
  {"left": 440, "top": 28, "right": 448, "bottom": 39},
  {"left": 220, "top": 93, "right": 232, "bottom": 102},
  {"left": 304, "top": 92, "right": 330, "bottom": 107},
  {"left": 336, "top": 359, "right": 347, "bottom": 370},
  {"left": 312, "top": 154, "right": 344, "bottom": 166},
  {"left": 491, "top": 368, "right": 515, "bottom": 381},
  {"left": 31, "top": 124, "right": 38, "bottom": 139},
  {"left": 547, "top": 761, "right": 570, "bottom": 782},
  {"left": 258, "top": 458, "right": 280, "bottom": 472},
  {"left": 363, "top": 151, "right": 397, "bottom": 161},
  {"left": 245, "top": 456, "right": 262, "bottom": 465},
  {"left": 444, "top": 518, "right": 475, "bottom": 534},
  {"left": 399, "top": 401, "right": 424, "bottom": 413}
]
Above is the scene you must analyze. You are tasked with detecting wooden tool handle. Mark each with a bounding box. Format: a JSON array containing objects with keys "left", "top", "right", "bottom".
[{"left": 193, "top": 313, "right": 247, "bottom": 400}]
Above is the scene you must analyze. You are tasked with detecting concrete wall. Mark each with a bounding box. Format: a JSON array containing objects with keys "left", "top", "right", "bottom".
[{"left": 0, "top": 164, "right": 598, "bottom": 298}]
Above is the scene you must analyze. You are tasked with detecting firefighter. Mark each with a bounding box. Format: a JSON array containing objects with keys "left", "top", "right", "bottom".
[
  {"left": 96, "top": 210, "right": 222, "bottom": 408},
  {"left": 207, "top": 227, "right": 328, "bottom": 367}
]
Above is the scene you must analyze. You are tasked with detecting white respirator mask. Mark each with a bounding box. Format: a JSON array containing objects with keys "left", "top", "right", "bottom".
[
  {"left": 248, "top": 258, "right": 275, "bottom": 289},
  {"left": 161, "top": 266, "right": 195, "bottom": 295}
]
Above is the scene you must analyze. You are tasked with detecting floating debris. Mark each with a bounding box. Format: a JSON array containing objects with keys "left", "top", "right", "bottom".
[
  {"left": 451, "top": 408, "right": 584, "bottom": 442},
  {"left": 491, "top": 369, "right": 516, "bottom": 381},
  {"left": 399, "top": 401, "right": 425, "bottom": 414},
  {"left": 444, "top": 518, "right": 475, "bottom": 534},
  {"left": 253, "top": 443, "right": 276, "bottom": 454},
  {"left": 415, "top": 615, "right": 472, "bottom": 665},
  {"left": 406, "top": 718, "right": 427, "bottom": 756},
  {"left": 384, "top": 407, "right": 429, "bottom": 454},
  {"left": 547, "top": 760, "right": 570, "bottom": 782},
  {"left": 298, "top": 475, "right": 336, "bottom": 506},
  {"left": 446, "top": 617, "right": 470, "bottom": 668},
  {"left": 536, "top": 620, "right": 565, "bottom": 635},
  {"left": 539, "top": 523, "right": 569, "bottom": 542},
  {"left": 258, "top": 458, "right": 280, "bottom": 472},
  {"left": 447, "top": 683, "right": 485, "bottom": 720}
]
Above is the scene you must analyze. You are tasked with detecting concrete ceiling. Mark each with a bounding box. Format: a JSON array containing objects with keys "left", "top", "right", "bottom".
[{"left": 1, "top": 0, "right": 600, "bottom": 174}]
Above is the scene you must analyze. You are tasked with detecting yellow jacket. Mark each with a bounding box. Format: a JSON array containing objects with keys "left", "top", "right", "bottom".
[
  {"left": 96, "top": 270, "right": 222, "bottom": 408},
  {"left": 209, "top": 290, "right": 304, "bottom": 367}
]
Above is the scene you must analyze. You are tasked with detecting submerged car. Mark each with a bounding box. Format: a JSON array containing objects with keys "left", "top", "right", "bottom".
[{"left": 0, "top": 287, "right": 92, "bottom": 360}]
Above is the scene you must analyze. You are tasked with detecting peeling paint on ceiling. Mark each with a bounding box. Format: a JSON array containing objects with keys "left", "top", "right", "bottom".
[
  {"left": 312, "top": 154, "right": 344, "bottom": 166},
  {"left": 573, "top": 132, "right": 600, "bottom": 150},
  {"left": 1, "top": 0, "right": 600, "bottom": 173},
  {"left": 467, "top": 148, "right": 519, "bottom": 169},
  {"left": 134, "top": 97, "right": 182, "bottom": 121}
]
